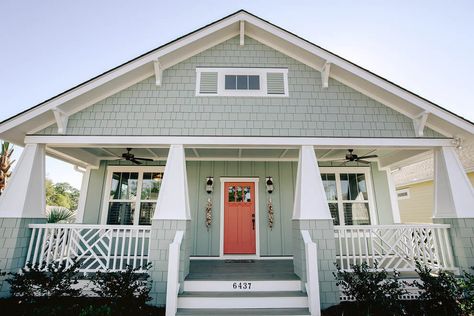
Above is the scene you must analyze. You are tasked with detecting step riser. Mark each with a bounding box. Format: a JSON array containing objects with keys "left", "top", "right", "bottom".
[
  {"left": 183, "top": 280, "right": 302, "bottom": 292},
  {"left": 177, "top": 297, "right": 308, "bottom": 309}
]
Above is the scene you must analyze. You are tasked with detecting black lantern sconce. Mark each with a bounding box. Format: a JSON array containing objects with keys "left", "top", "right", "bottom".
[
  {"left": 266, "top": 176, "right": 274, "bottom": 194},
  {"left": 206, "top": 177, "right": 214, "bottom": 194}
]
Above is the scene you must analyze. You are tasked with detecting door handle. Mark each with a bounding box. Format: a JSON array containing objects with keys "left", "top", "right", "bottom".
[{"left": 252, "top": 214, "right": 255, "bottom": 230}]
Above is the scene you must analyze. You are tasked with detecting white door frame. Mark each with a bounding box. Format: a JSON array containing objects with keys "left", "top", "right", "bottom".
[{"left": 219, "top": 177, "right": 260, "bottom": 259}]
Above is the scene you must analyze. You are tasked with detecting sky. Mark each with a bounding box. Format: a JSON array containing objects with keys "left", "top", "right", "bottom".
[{"left": 1, "top": 0, "right": 473, "bottom": 188}]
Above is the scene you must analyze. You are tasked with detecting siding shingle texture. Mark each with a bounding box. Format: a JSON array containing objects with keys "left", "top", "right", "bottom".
[{"left": 37, "top": 36, "right": 442, "bottom": 138}]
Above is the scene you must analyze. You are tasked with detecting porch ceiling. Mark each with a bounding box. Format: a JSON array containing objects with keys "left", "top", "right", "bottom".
[{"left": 45, "top": 145, "right": 431, "bottom": 169}]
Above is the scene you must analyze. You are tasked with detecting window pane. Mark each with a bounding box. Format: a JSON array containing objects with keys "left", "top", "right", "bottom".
[
  {"left": 248, "top": 75, "right": 260, "bottom": 90},
  {"left": 110, "top": 172, "right": 138, "bottom": 200},
  {"left": 243, "top": 186, "right": 251, "bottom": 202},
  {"left": 237, "top": 75, "right": 248, "bottom": 90},
  {"left": 343, "top": 203, "right": 370, "bottom": 225},
  {"left": 141, "top": 172, "right": 162, "bottom": 200},
  {"left": 357, "top": 174, "right": 368, "bottom": 200},
  {"left": 340, "top": 173, "right": 349, "bottom": 200},
  {"left": 225, "top": 75, "right": 236, "bottom": 90},
  {"left": 228, "top": 186, "right": 235, "bottom": 202},
  {"left": 107, "top": 202, "right": 135, "bottom": 225},
  {"left": 139, "top": 202, "right": 156, "bottom": 225},
  {"left": 329, "top": 203, "right": 339, "bottom": 225},
  {"left": 321, "top": 173, "right": 337, "bottom": 200},
  {"left": 109, "top": 172, "right": 121, "bottom": 199},
  {"left": 236, "top": 186, "right": 243, "bottom": 202}
]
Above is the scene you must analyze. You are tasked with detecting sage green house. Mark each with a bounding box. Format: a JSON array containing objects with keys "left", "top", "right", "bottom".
[{"left": 0, "top": 10, "right": 473, "bottom": 316}]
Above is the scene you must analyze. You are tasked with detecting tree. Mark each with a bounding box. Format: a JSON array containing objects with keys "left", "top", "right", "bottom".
[
  {"left": 0, "top": 141, "right": 14, "bottom": 195},
  {"left": 45, "top": 179, "right": 80, "bottom": 211}
]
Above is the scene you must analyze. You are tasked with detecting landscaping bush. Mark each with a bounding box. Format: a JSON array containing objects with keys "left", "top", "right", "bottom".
[
  {"left": 90, "top": 263, "right": 152, "bottom": 314},
  {"left": 334, "top": 261, "right": 407, "bottom": 315},
  {"left": 458, "top": 267, "right": 474, "bottom": 314},
  {"left": 7, "top": 260, "right": 82, "bottom": 303}
]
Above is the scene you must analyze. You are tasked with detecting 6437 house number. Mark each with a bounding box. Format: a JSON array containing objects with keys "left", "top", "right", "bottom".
[{"left": 232, "top": 282, "right": 252, "bottom": 290}]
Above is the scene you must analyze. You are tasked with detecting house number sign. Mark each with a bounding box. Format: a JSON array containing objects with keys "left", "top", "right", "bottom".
[{"left": 232, "top": 282, "right": 252, "bottom": 290}]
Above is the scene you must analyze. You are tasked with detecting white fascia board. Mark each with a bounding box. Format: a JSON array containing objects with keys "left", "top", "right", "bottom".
[{"left": 25, "top": 135, "right": 454, "bottom": 148}]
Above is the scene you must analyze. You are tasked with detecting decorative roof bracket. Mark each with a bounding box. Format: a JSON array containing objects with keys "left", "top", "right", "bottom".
[
  {"left": 321, "top": 61, "right": 331, "bottom": 88},
  {"left": 52, "top": 108, "right": 69, "bottom": 134},
  {"left": 154, "top": 59, "right": 163, "bottom": 86},
  {"left": 413, "top": 111, "right": 429, "bottom": 137}
]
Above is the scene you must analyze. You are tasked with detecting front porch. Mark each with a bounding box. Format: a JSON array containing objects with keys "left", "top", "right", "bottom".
[{"left": 1, "top": 136, "right": 473, "bottom": 315}]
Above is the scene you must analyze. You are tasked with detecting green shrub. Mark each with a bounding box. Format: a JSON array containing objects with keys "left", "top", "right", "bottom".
[
  {"left": 79, "top": 304, "right": 112, "bottom": 316},
  {"left": 90, "top": 263, "right": 152, "bottom": 314},
  {"left": 459, "top": 267, "right": 474, "bottom": 314},
  {"left": 334, "top": 261, "right": 407, "bottom": 315},
  {"left": 7, "top": 260, "right": 82, "bottom": 302}
]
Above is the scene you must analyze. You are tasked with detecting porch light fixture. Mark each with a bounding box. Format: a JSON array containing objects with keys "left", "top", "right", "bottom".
[
  {"left": 206, "top": 177, "right": 214, "bottom": 194},
  {"left": 266, "top": 177, "right": 274, "bottom": 194}
]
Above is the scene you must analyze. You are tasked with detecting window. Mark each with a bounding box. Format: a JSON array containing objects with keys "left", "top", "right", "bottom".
[
  {"left": 320, "top": 168, "right": 375, "bottom": 226},
  {"left": 396, "top": 189, "right": 410, "bottom": 200},
  {"left": 102, "top": 167, "right": 164, "bottom": 225},
  {"left": 196, "top": 67, "right": 288, "bottom": 97}
]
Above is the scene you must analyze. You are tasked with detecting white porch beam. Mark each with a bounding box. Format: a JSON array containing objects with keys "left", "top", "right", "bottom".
[
  {"left": 413, "top": 111, "right": 429, "bottom": 137},
  {"left": 154, "top": 60, "right": 163, "bottom": 86},
  {"left": 25, "top": 135, "right": 454, "bottom": 148},
  {"left": 293, "top": 146, "right": 331, "bottom": 220},
  {"left": 321, "top": 62, "right": 331, "bottom": 88},
  {"left": 52, "top": 108, "right": 69, "bottom": 134},
  {"left": 0, "top": 144, "right": 45, "bottom": 218},
  {"left": 240, "top": 20, "right": 245, "bottom": 46},
  {"left": 433, "top": 146, "right": 474, "bottom": 218},
  {"left": 154, "top": 144, "right": 190, "bottom": 220}
]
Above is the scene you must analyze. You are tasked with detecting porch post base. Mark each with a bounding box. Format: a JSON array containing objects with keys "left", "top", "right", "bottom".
[
  {"left": 433, "top": 218, "right": 474, "bottom": 272},
  {"left": 0, "top": 217, "right": 46, "bottom": 297},
  {"left": 148, "top": 219, "right": 191, "bottom": 306},
  {"left": 292, "top": 219, "right": 339, "bottom": 309}
]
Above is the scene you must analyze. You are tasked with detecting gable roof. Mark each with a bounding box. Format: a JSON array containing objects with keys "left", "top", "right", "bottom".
[{"left": 1, "top": 9, "right": 473, "bottom": 145}]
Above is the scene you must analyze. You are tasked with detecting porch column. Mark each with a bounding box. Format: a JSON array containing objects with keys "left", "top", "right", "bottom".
[
  {"left": 148, "top": 144, "right": 191, "bottom": 306},
  {"left": 292, "top": 146, "right": 339, "bottom": 308},
  {"left": 0, "top": 144, "right": 47, "bottom": 297},
  {"left": 432, "top": 146, "right": 474, "bottom": 271}
]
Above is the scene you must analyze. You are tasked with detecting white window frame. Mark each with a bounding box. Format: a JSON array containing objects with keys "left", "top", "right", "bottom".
[
  {"left": 320, "top": 167, "right": 377, "bottom": 226},
  {"left": 100, "top": 166, "right": 165, "bottom": 225},
  {"left": 195, "top": 67, "right": 289, "bottom": 97},
  {"left": 396, "top": 188, "right": 410, "bottom": 200}
]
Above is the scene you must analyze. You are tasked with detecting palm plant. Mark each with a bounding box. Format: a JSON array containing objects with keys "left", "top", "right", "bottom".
[
  {"left": 46, "top": 206, "right": 76, "bottom": 223},
  {"left": 0, "top": 141, "right": 14, "bottom": 194}
]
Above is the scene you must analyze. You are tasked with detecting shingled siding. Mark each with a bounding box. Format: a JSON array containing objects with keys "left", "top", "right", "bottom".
[{"left": 37, "top": 36, "right": 442, "bottom": 137}]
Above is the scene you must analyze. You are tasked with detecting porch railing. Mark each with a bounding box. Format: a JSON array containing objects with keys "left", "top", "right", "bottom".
[
  {"left": 26, "top": 224, "right": 151, "bottom": 273},
  {"left": 334, "top": 224, "right": 456, "bottom": 272}
]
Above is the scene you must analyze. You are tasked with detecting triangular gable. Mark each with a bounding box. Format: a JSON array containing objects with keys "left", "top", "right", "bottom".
[{"left": 0, "top": 10, "right": 472, "bottom": 145}]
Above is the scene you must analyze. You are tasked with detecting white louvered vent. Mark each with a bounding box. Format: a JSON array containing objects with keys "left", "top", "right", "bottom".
[
  {"left": 266, "top": 72, "right": 285, "bottom": 95},
  {"left": 199, "top": 72, "right": 218, "bottom": 94}
]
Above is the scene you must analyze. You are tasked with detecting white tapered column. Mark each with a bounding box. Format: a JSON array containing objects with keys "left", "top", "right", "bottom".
[
  {"left": 0, "top": 143, "right": 45, "bottom": 218},
  {"left": 293, "top": 145, "right": 331, "bottom": 220},
  {"left": 433, "top": 146, "right": 474, "bottom": 219},
  {"left": 154, "top": 144, "right": 190, "bottom": 220}
]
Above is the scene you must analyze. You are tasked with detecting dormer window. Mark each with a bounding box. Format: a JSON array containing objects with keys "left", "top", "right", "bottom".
[{"left": 196, "top": 67, "right": 288, "bottom": 97}]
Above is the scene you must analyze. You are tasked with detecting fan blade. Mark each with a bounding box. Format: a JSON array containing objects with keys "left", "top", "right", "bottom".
[
  {"left": 130, "top": 158, "right": 142, "bottom": 165},
  {"left": 356, "top": 160, "right": 370, "bottom": 164},
  {"left": 357, "top": 155, "right": 378, "bottom": 159},
  {"left": 134, "top": 157, "right": 154, "bottom": 161}
]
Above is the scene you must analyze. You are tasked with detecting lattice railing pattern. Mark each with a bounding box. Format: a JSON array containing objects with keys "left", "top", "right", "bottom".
[
  {"left": 334, "top": 224, "right": 456, "bottom": 272},
  {"left": 26, "top": 224, "right": 151, "bottom": 273}
]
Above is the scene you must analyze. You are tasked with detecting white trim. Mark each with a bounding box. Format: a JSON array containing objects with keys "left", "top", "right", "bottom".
[
  {"left": 75, "top": 167, "right": 91, "bottom": 223},
  {"left": 240, "top": 20, "right": 245, "bottom": 46},
  {"left": 25, "top": 135, "right": 454, "bottom": 148},
  {"left": 413, "top": 112, "right": 429, "bottom": 137},
  {"left": 320, "top": 166, "right": 377, "bottom": 225},
  {"left": 52, "top": 108, "right": 69, "bottom": 134},
  {"left": 189, "top": 256, "right": 293, "bottom": 260},
  {"left": 100, "top": 165, "right": 165, "bottom": 225},
  {"left": 195, "top": 67, "right": 289, "bottom": 97},
  {"left": 386, "top": 168, "right": 402, "bottom": 223},
  {"left": 153, "top": 60, "right": 163, "bottom": 86},
  {"left": 219, "top": 177, "right": 260, "bottom": 258},
  {"left": 396, "top": 188, "right": 410, "bottom": 200},
  {"left": 321, "top": 62, "right": 331, "bottom": 88}
]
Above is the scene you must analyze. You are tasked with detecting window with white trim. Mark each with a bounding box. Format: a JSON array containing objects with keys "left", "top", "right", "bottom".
[
  {"left": 320, "top": 168, "right": 375, "bottom": 226},
  {"left": 196, "top": 67, "right": 288, "bottom": 97},
  {"left": 103, "top": 167, "right": 164, "bottom": 225}
]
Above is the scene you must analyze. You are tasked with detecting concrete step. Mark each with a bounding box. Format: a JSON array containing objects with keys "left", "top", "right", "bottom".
[
  {"left": 183, "top": 279, "right": 302, "bottom": 292},
  {"left": 176, "top": 308, "right": 311, "bottom": 316},
  {"left": 177, "top": 291, "right": 308, "bottom": 309}
]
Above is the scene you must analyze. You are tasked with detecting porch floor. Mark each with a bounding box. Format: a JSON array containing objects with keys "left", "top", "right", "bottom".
[{"left": 186, "top": 259, "right": 299, "bottom": 280}]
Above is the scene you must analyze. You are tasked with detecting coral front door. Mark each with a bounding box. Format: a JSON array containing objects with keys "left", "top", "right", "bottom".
[{"left": 224, "top": 182, "right": 256, "bottom": 254}]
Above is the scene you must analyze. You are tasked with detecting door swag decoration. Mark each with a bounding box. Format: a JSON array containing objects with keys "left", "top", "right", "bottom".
[
  {"left": 205, "top": 177, "right": 214, "bottom": 231},
  {"left": 267, "top": 198, "right": 274, "bottom": 230}
]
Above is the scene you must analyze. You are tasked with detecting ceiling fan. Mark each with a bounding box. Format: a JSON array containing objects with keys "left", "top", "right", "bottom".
[
  {"left": 340, "top": 149, "right": 378, "bottom": 164},
  {"left": 120, "top": 148, "right": 154, "bottom": 165}
]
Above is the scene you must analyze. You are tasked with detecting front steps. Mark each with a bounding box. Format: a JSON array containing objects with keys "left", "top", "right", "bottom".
[{"left": 176, "top": 259, "right": 311, "bottom": 316}]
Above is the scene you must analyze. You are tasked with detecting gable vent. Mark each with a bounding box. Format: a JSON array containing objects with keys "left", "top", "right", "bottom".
[
  {"left": 199, "top": 72, "right": 218, "bottom": 94},
  {"left": 266, "top": 72, "right": 285, "bottom": 94}
]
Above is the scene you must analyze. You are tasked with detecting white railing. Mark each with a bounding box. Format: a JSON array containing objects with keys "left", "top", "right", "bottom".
[
  {"left": 26, "top": 224, "right": 151, "bottom": 273},
  {"left": 165, "top": 230, "right": 184, "bottom": 316},
  {"left": 334, "top": 224, "right": 456, "bottom": 272},
  {"left": 301, "top": 230, "right": 321, "bottom": 316}
]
